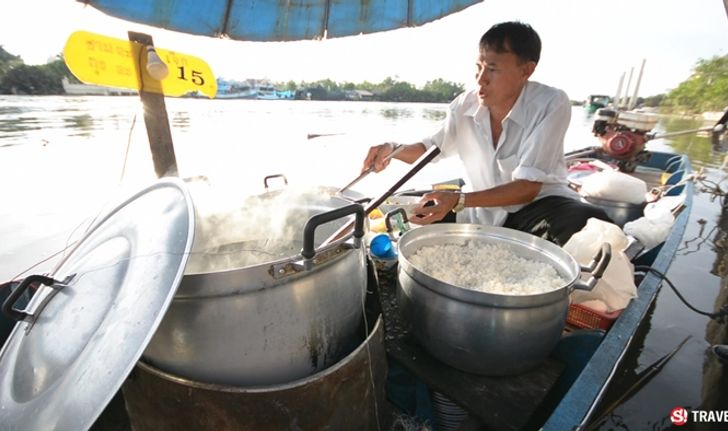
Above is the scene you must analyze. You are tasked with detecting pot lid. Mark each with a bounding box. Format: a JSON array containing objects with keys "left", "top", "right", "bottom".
[{"left": 0, "top": 178, "right": 195, "bottom": 430}]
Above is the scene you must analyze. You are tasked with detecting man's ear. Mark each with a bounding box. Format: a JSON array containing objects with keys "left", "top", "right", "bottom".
[{"left": 522, "top": 61, "right": 536, "bottom": 79}]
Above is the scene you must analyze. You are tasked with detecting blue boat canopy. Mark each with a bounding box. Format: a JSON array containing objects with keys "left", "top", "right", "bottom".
[{"left": 80, "top": 0, "right": 483, "bottom": 41}]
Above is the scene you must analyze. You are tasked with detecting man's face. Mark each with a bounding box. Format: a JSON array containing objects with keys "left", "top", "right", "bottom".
[{"left": 476, "top": 48, "right": 535, "bottom": 109}]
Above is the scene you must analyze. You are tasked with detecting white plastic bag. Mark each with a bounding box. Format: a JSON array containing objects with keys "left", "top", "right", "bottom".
[
  {"left": 580, "top": 171, "right": 648, "bottom": 204},
  {"left": 623, "top": 206, "right": 675, "bottom": 249},
  {"left": 563, "top": 218, "right": 637, "bottom": 311}
]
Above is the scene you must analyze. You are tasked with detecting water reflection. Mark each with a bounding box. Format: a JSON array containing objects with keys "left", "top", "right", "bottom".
[
  {"left": 701, "top": 203, "right": 728, "bottom": 414},
  {"left": 0, "top": 116, "right": 42, "bottom": 133},
  {"left": 678, "top": 219, "right": 718, "bottom": 257},
  {"left": 422, "top": 109, "right": 446, "bottom": 121},
  {"left": 63, "top": 115, "right": 94, "bottom": 136},
  {"left": 172, "top": 111, "right": 191, "bottom": 129},
  {"left": 380, "top": 107, "right": 413, "bottom": 119},
  {"left": 0, "top": 106, "right": 23, "bottom": 115}
]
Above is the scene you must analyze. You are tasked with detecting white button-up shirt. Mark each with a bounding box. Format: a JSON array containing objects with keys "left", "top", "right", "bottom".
[{"left": 422, "top": 81, "right": 579, "bottom": 226}]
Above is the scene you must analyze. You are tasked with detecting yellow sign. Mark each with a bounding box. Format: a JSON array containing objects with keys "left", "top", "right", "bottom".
[{"left": 63, "top": 31, "right": 217, "bottom": 98}]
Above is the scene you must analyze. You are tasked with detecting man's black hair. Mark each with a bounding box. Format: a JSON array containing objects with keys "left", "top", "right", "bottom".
[{"left": 479, "top": 21, "right": 541, "bottom": 64}]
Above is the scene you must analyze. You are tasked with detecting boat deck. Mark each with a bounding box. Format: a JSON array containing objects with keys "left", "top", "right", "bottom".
[{"left": 375, "top": 264, "right": 564, "bottom": 430}]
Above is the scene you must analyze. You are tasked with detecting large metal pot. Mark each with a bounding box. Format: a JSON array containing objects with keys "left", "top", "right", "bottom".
[
  {"left": 396, "top": 224, "right": 610, "bottom": 376},
  {"left": 125, "top": 317, "right": 387, "bottom": 431},
  {"left": 143, "top": 180, "right": 368, "bottom": 386}
]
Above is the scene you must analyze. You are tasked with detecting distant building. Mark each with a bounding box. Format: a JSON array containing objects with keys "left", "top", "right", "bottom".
[
  {"left": 61, "top": 77, "right": 136, "bottom": 96},
  {"left": 345, "top": 89, "right": 374, "bottom": 101}
]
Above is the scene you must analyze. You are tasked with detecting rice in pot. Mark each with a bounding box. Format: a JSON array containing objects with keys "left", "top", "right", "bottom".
[{"left": 409, "top": 240, "right": 566, "bottom": 295}]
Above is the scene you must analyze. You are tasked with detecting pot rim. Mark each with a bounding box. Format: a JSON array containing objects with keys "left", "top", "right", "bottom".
[
  {"left": 177, "top": 240, "right": 361, "bottom": 298},
  {"left": 397, "top": 224, "right": 581, "bottom": 307}
]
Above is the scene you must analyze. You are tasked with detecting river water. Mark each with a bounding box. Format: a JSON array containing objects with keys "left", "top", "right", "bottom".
[{"left": 0, "top": 95, "right": 726, "bottom": 429}]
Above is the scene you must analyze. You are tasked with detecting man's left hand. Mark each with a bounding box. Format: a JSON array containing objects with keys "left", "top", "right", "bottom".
[{"left": 411, "top": 191, "right": 460, "bottom": 224}]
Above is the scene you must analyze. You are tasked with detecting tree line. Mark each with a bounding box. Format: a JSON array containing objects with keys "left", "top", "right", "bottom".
[
  {"left": 1, "top": 45, "right": 725, "bottom": 112},
  {"left": 659, "top": 55, "right": 728, "bottom": 114},
  {"left": 0, "top": 46, "right": 464, "bottom": 102},
  {"left": 282, "top": 77, "right": 464, "bottom": 103},
  {"left": 0, "top": 47, "right": 76, "bottom": 95}
]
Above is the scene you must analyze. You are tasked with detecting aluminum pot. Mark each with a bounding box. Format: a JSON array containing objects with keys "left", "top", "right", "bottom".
[
  {"left": 125, "top": 317, "right": 387, "bottom": 431},
  {"left": 143, "top": 180, "right": 368, "bottom": 386},
  {"left": 396, "top": 224, "right": 610, "bottom": 376}
]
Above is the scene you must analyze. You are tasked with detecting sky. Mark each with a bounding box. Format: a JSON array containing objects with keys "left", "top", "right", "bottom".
[{"left": 0, "top": 0, "right": 726, "bottom": 101}]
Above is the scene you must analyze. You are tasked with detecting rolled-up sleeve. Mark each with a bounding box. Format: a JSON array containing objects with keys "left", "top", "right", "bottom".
[{"left": 512, "top": 90, "right": 571, "bottom": 183}]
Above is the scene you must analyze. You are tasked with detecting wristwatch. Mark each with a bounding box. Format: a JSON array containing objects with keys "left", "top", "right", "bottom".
[{"left": 452, "top": 192, "right": 466, "bottom": 213}]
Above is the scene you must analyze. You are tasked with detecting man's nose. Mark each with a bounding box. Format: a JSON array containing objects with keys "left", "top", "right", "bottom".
[{"left": 477, "top": 69, "right": 487, "bottom": 85}]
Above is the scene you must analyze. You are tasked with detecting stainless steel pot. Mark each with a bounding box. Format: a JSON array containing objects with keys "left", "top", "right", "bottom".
[
  {"left": 396, "top": 224, "right": 610, "bottom": 376},
  {"left": 125, "top": 317, "right": 387, "bottom": 431},
  {"left": 143, "top": 182, "right": 368, "bottom": 386}
]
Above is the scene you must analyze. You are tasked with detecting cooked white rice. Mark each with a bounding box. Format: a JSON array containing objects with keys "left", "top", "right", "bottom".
[{"left": 409, "top": 240, "right": 566, "bottom": 295}]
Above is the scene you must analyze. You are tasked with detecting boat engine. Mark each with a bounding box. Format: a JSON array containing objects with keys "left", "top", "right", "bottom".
[{"left": 592, "top": 109, "right": 658, "bottom": 172}]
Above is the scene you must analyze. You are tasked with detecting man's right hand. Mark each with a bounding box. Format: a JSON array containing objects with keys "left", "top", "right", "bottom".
[{"left": 362, "top": 142, "right": 397, "bottom": 173}]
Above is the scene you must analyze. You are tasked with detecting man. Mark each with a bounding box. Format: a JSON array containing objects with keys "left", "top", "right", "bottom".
[{"left": 362, "top": 21, "right": 610, "bottom": 245}]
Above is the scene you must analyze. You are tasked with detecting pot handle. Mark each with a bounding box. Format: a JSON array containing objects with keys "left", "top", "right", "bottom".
[
  {"left": 384, "top": 207, "right": 410, "bottom": 238},
  {"left": 572, "top": 243, "right": 612, "bottom": 291},
  {"left": 263, "top": 174, "right": 288, "bottom": 191},
  {"left": 1, "top": 275, "right": 54, "bottom": 322},
  {"left": 301, "top": 203, "right": 365, "bottom": 260}
]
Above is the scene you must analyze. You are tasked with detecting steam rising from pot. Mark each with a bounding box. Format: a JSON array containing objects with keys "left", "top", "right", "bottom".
[{"left": 184, "top": 181, "right": 354, "bottom": 274}]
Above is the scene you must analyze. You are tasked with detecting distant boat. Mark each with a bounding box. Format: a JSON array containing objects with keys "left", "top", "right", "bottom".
[
  {"left": 585, "top": 94, "right": 611, "bottom": 113},
  {"left": 255, "top": 83, "right": 278, "bottom": 100},
  {"left": 215, "top": 78, "right": 257, "bottom": 99},
  {"left": 215, "top": 78, "right": 293, "bottom": 100},
  {"left": 61, "top": 77, "right": 136, "bottom": 96}
]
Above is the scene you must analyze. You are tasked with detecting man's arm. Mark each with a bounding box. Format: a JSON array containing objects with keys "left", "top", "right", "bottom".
[
  {"left": 362, "top": 142, "right": 427, "bottom": 172},
  {"left": 412, "top": 180, "right": 542, "bottom": 225}
]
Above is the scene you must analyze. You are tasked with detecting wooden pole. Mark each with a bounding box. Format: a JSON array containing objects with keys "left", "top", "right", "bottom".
[{"left": 128, "top": 31, "right": 178, "bottom": 178}]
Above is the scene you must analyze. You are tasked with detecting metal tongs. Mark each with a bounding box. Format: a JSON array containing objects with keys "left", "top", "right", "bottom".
[
  {"left": 323, "top": 145, "right": 442, "bottom": 247},
  {"left": 337, "top": 143, "right": 406, "bottom": 193}
]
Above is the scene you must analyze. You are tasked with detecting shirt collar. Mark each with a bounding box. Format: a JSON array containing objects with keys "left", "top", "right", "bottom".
[
  {"left": 463, "top": 83, "right": 530, "bottom": 126},
  {"left": 463, "top": 90, "right": 480, "bottom": 117},
  {"left": 504, "top": 82, "right": 530, "bottom": 127}
]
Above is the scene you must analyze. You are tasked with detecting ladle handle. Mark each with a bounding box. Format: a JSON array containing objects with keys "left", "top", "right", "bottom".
[
  {"left": 572, "top": 243, "right": 612, "bottom": 292},
  {"left": 301, "top": 204, "right": 365, "bottom": 260},
  {"left": 1, "top": 275, "right": 54, "bottom": 322}
]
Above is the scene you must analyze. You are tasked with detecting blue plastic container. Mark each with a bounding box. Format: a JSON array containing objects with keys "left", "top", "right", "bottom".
[{"left": 370, "top": 234, "right": 397, "bottom": 259}]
